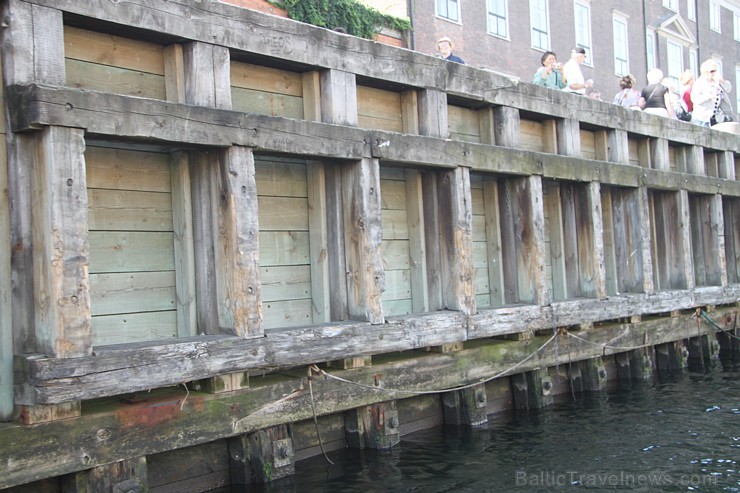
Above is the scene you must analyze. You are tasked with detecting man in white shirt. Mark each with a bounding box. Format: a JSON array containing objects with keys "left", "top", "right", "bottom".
[{"left": 562, "top": 47, "right": 593, "bottom": 95}]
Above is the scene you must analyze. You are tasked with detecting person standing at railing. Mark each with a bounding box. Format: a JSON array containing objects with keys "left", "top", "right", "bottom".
[
  {"left": 532, "top": 51, "right": 566, "bottom": 90},
  {"left": 436, "top": 37, "right": 465, "bottom": 64},
  {"left": 562, "top": 47, "right": 593, "bottom": 95},
  {"left": 691, "top": 59, "right": 733, "bottom": 127}
]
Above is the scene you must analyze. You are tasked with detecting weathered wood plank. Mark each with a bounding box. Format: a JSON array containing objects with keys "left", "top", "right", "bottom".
[
  {"left": 482, "top": 177, "right": 504, "bottom": 306},
  {"left": 301, "top": 71, "right": 321, "bottom": 122},
  {"left": 260, "top": 265, "right": 311, "bottom": 302},
  {"left": 307, "top": 161, "right": 330, "bottom": 323},
  {"left": 258, "top": 231, "right": 309, "bottom": 266},
  {"left": 92, "top": 311, "right": 177, "bottom": 346},
  {"left": 417, "top": 89, "right": 447, "bottom": 138},
  {"left": 357, "top": 85, "right": 403, "bottom": 132},
  {"left": 65, "top": 59, "right": 166, "bottom": 99},
  {"left": 257, "top": 196, "right": 308, "bottom": 230},
  {"left": 231, "top": 87, "right": 303, "bottom": 118},
  {"left": 183, "top": 41, "right": 231, "bottom": 109},
  {"left": 321, "top": 69, "right": 358, "bottom": 126},
  {"left": 88, "top": 189, "right": 173, "bottom": 231},
  {"left": 406, "top": 169, "right": 429, "bottom": 313},
  {"left": 230, "top": 60, "right": 302, "bottom": 96},
  {"left": 85, "top": 146, "right": 172, "bottom": 192},
  {"left": 170, "top": 152, "right": 197, "bottom": 338},
  {"left": 33, "top": 126, "right": 91, "bottom": 357},
  {"left": 64, "top": 26, "right": 165, "bottom": 75},
  {"left": 89, "top": 231, "right": 175, "bottom": 273},
  {"left": 448, "top": 105, "right": 481, "bottom": 143},
  {"left": 0, "top": 126, "right": 11, "bottom": 419},
  {"left": 254, "top": 157, "right": 307, "bottom": 197},
  {"left": 89, "top": 272, "right": 176, "bottom": 316}
]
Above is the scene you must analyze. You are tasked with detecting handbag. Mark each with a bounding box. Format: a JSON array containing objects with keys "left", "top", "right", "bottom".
[{"left": 676, "top": 105, "right": 692, "bottom": 122}]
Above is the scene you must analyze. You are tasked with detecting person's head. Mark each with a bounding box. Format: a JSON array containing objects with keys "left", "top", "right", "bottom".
[
  {"left": 619, "top": 74, "right": 635, "bottom": 90},
  {"left": 437, "top": 37, "right": 453, "bottom": 58},
  {"left": 700, "top": 60, "right": 719, "bottom": 80},
  {"left": 646, "top": 68, "right": 664, "bottom": 85},
  {"left": 570, "top": 46, "right": 586, "bottom": 64},
  {"left": 540, "top": 51, "right": 557, "bottom": 67},
  {"left": 679, "top": 70, "right": 694, "bottom": 87}
]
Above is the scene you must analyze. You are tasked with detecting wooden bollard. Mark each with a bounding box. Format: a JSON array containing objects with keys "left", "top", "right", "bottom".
[
  {"left": 345, "top": 401, "right": 400, "bottom": 449},
  {"left": 510, "top": 370, "right": 553, "bottom": 410},
  {"left": 61, "top": 457, "right": 147, "bottom": 493},
  {"left": 654, "top": 341, "right": 687, "bottom": 377},
  {"left": 581, "top": 358, "right": 607, "bottom": 391},
  {"left": 442, "top": 383, "right": 488, "bottom": 426},
  {"left": 229, "top": 425, "right": 294, "bottom": 484}
]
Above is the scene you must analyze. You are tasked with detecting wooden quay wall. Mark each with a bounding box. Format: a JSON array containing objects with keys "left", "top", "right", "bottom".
[{"left": 1, "top": 0, "right": 740, "bottom": 490}]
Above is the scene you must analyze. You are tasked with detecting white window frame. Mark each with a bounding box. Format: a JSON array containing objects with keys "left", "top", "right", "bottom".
[
  {"left": 689, "top": 50, "right": 697, "bottom": 77},
  {"left": 487, "top": 0, "right": 509, "bottom": 39},
  {"left": 736, "top": 65, "right": 740, "bottom": 115},
  {"left": 612, "top": 14, "right": 629, "bottom": 76},
  {"left": 663, "top": 0, "right": 679, "bottom": 12},
  {"left": 574, "top": 0, "right": 593, "bottom": 65},
  {"left": 436, "top": 0, "right": 461, "bottom": 23},
  {"left": 710, "top": 1, "right": 721, "bottom": 33},
  {"left": 666, "top": 40, "right": 684, "bottom": 88},
  {"left": 529, "top": 0, "right": 551, "bottom": 51},
  {"left": 734, "top": 12, "right": 740, "bottom": 41},
  {"left": 687, "top": 0, "right": 696, "bottom": 21},
  {"left": 646, "top": 29, "right": 656, "bottom": 70}
]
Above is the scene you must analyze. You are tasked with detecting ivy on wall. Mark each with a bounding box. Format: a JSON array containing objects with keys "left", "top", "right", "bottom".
[{"left": 270, "top": 0, "right": 411, "bottom": 39}]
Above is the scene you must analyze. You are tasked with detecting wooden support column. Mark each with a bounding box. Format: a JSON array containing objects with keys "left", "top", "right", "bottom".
[
  {"left": 437, "top": 167, "right": 476, "bottom": 315},
  {"left": 182, "top": 42, "right": 231, "bottom": 109},
  {"left": 607, "top": 129, "right": 629, "bottom": 165},
  {"left": 61, "top": 457, "right": 147, "bottom": 493},
  {"left": 342, "top": 158, "right": 384, "bottom": 323},
  {"left": 213, "top": 146, "right": 262, "bottom": 338},
  {"left": 417, "top": 89, "right": 448, "bottom": 138},
  {"left": 567, "top": 362, "right": 584, "bottom": 394},
  {"left": 638, "top": 186, "right": 655, "bottom": 295},
  {"left": 528, "top": 176, "right": 550, "bottom": 306},
  {"left": 628, "top": 347, "right": 655, "bottom": 380},
  {"left": 493, "top": 106, "right": 520, "bottom": 148},
  {"left": 0, "top": 120, "right": 10, "bottom": 421},
  {"left": 230, "top": 425, "right": 294, "bottom": 483},
  {"left": 442, "top": 383, "right": 488, "bottom": 426},
  {"left": 654, "top": 341, "right": 687, "bottom": 376},
  {"left": 614, "top": 351, "right": 632, "bottom": 381},
  {"left": 406, "top": 169, "right": 429, "bottom": 313},
  {"left": 320, "top": 69, "right": 358, "bottom": 126},
  {"left": 679, "top": 190, "right": 695, "bottom": 290},
  {"left": 345, "top": 401, "right": 400, "bottom": 449},
  {"left": 325, "top": 166, "right": 349, "bottom": 321},
  {"left": 301, "top": 71, "right": 322, "bottom": 122},
  {"left": 587, "top": 182, "right": 608, "bottom": 300},
  {"left": 171, "top": 153, "right": 197, "bottom": 338},
  {"left": 401, "top": 90, "right": 420, "bottom": 134},
  {"left": 687, "top": 145, "right": 705, "bottom": 175},
  {"left": 163, "top": 44, "right": 185, "bottom": 103},
  {"left": 713, "top": 194, "right": 729, "bottom": 288},
  {"left": 581, "top": 357, "right": 607, "bottom": 391},
  {"left": 510, "top": 369, "right": 553, "bottom": 409},
  {"left": 556, "top": 118, "right": 580, "bottom": 157},
  {"left": 308, "top": 161, "right": 331, "bottom": 323},
  {"left": 718, "top": 150, "right": 736, "bottom": 180},
  {"left": 650, "top": 138, "right": 670, "bottom": 171},
  {"left": 687, "top": 335, "right": 715, "bottom": 372},
  {"left": 32, "top": 126, "right": 91, "bottom": 358}
]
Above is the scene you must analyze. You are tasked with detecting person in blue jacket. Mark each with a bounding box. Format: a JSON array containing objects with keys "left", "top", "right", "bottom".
[
  {"left": 437, "top": 37, "right": 465, "bottom": 64},
  {"left": 532, "top": 51, "right": 566, "bottom": 90}
]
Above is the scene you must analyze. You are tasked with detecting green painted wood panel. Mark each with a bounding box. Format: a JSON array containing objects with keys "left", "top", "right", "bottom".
[
  {"left": 381, "top": 209, "right": 409, "bottom": 240},
  {"left": 231, "top": 87, "right": 304, "bottom": 118},
  {"left": 89, "top": 272, "right": 176, "bottom": 316},
  {"left": 258, "top": 231, "right": 310, "bottom": 266},
  {"left": 357, "top": 85, "right": 403, "bottom": 132},
  {"left": 86, "top": 147, "right": 172, "bottom": 192},
  {"left": 89, "top": 231, "right": 175, "bottom": 273},
  {"left": 258, "top": 196, "right": 309, "bottom": 230},
  {"left": 65, "top": 58, "right": 166, "bottom": 99},
  {"left": 262, "top": 299, "right": 312, "bottom": 329},
  {"left": 261, "top": 265, "right": 311, "bottom": 302},
  {"left": 88, "top": 189, "right": 173, "bottom": 232},
  {"left": 448, "top": 105, "right": 481, "bottom": 143},
  {"left": 92, "top": 311, "right": 177, "bottom": 346},
  {"left": 381, "top": 240, "right": 411, "bottom": 270}
]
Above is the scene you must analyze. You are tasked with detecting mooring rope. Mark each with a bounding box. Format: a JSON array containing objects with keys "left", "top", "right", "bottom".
[
  {"left": 699, "top": 309, "right": 740, "bottom": 341},
  {"left": 566, "top": 331, "right": 654, "bottom": 352},
  {"left": 307, "top": 368, "right": 335, "bottom": 465}
]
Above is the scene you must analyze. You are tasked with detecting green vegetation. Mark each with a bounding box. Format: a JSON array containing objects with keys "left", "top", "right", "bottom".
[{"left": 270, "top": 0, "right": 411, "bottom": 39}]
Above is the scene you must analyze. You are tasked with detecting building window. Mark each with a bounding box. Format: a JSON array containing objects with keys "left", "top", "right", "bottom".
[
  {"left": 736, "top": 66, "right": 740, "bottom": 114},
  {"left": 666, "top": 40, "right": 683, "bottom": 87},
  {"left": 687, "top": 0, "right": 696, "bottom": 21},
  {"left": 437, "top": 0, "right": 460, "bottom": 22},
  {"left": 613, "top": 15, "right": 629, "bottom": 76},
  {"left": 710, "top": 1, "right": 721, "bottom": 32},
  {"left": 735, "top": 12, "right": 740, "bottom": 41},
  {"left": 646, "top": 29, "right": 656, "bottom": 70},
  {"left": 530, "top": 0, "right": 550, "bottom": 50},
  {"left": 663, "top": 0, "right": 678, "bottom": 11},
  {"left": 487, "top": 0, "right": 509, "bottom": 38},
  {"left": 574, "top": 1, "right": 592, "bottom": 64},
  {"left": 689, "top": 50, "right": 697, "bottom": 76}
]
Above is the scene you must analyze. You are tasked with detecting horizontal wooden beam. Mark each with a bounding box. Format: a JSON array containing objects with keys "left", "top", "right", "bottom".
[
  {"left": 4, "top": 308, "right": 736, "bottom": 490},
  {"left": 17, "top": 287, "right": 740, "bottom": 405},
  {"left": 8, "top": 85, "right": 740, "bottom": 197}
]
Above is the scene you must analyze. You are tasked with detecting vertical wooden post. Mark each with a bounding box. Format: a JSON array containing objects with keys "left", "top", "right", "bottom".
[
  {"left": 437, "top": 167, "right": 476, "bottom": 315},
  {"left": 654, "top": 341, "right": 687, "bottom": 376},
  {"left": 607, "top": 129, "right": 630, "bottom": 164},
  {"left": 213, "top": 146, "right": 262, "bottom": 338},
  {"left": 182, "top": 42, "right": 231, "bottom": 109},
  {"left": 638, "top": 186, "right": 655, "bottom": 295},
  {"left": 629, "top": 347, "right": 655, "bottom": 380},
  {"left": 163, "top": 44, "right": 186, "bottom": 103},
  {"left": 417, "top": 89, "right": 448, "bottom": 138},
  {"left": 307, "top": 161, "right": 331, "bottom": 323},
  {"left": 423, "top": 173, "right": 443, "bottom": 310},
  {"left": 0, "top": 57, "right": 10, "bottom": 420},
  {"left": 342, "top": 158, "right": 384, "bottom": 323},
  {"left": 718, "top": 150, "right": 736, "bottom": 180},
  {"left": 171, "top": 152, "right": 197, "bottom": 338},
  {"left": 61, "top": 457, "right": 147, "bottom": 493},
  {"left": 325, "top": 166, "right": 349, "bottom": 321},
  {"left": 237, "top": 425, "right": 295, "bottom": 483},
  {"left": 301, "top": 71, "right": 322, "bottom": 122},
  {"left": 594, "top": 130, "right": 609, "bottom": 162},
  {"left": 320, "top": 69, "right": 358, "bottom": 126},
  {"left": 713, "top": 194, "right": 728, "bottom": 288},
  {"left": 528, "top": 176, "right": 550, "bottom": 306},
  {"left": 581, "top": 357, "right": 607, "bottom": 391},
  {"left": 544, "top": 180, "right": 567, "bottom": 301},
  {"left": 406, "top": 169, "right": 429, "bottom": 313},
  {"left": 650, "top": 138, "right": 670, "bottom": 171},
  {"left": 687, "top": 145, "right": 705, "bottom": 175},
  {"left": 542, "top": 120, "right": 558, "bottom": 154},
  {"left": 400, "top": 90, "right": 420, "bottom": 134},
  {"left": 32, "top": 126, "right": 91, "bottom": 358},
  {"left": 587, "top": 182, "right": 608, "bottom": 300},
  {"left": 345, "top": 401, "right": 400, "bottom": 449},
  {"left": 442, "top": 383, "right": 488, "bottom": 426},
  {"left": 556, "top": 118, "right": 580, "bottom": 157},
  {"left": 483, "top": 178, "right": 505, "bottom": 306},
  {"left": 678, "top": 190, "right": 695, "bottom": 290},
  {"left": 493, "top": 106, "right": 520, "bottom": 148},
  {"left": 510, "top": 369, "right": 552, "bottom": 409}
]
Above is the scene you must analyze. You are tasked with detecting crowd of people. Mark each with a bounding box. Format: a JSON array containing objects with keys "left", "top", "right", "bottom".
[{"left": 435, "top": 36, "right": 734, "bottom": 127}]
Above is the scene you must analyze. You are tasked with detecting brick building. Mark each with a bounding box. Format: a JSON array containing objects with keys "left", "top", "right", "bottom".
[{"left": 406, "top": 0, "right": 739, "bottom": 109}]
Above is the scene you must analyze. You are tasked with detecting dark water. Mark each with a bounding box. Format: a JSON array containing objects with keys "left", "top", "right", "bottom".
[{"left": 242, "top": 358, "right": 739, "bottom": 492}]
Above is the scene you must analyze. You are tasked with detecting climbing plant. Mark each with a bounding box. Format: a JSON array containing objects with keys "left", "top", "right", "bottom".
[{"left": 270, "top": 0, "right": 411, "bottom": 39}]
